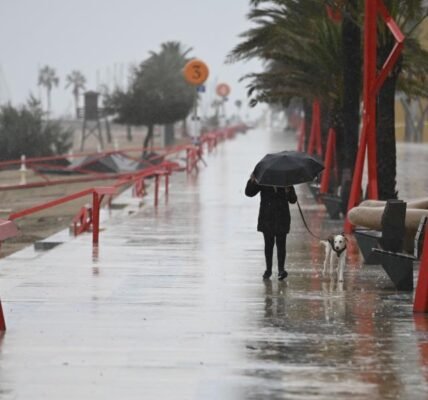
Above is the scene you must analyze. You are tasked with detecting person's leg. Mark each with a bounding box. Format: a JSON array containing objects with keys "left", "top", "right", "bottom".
[
  {"left": 263, "top": 232, "right": 275, "bottom": 279},
  {"left": 276, "top": 234, "right": 288, "bottom": 280}
]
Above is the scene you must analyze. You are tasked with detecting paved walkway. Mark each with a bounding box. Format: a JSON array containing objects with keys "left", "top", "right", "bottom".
[{"left": 1, "top": 127, "right": 428, "bottom": 399}]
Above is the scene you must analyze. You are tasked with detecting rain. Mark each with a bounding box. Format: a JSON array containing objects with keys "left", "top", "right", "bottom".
[{"left": 0, "top": 1, "right": 427, "bottom": 399}]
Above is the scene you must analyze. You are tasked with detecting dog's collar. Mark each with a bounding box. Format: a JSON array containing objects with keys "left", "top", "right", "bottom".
[{"left": 333, "top": 246, "right": 346, "bottom": 257}]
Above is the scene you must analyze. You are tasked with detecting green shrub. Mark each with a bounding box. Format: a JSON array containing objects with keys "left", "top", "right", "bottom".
[{"left": 0, "top": 97, "right": 73, "bottom": 161}]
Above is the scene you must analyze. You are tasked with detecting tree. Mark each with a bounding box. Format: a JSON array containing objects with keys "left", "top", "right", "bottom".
[
  {"left": 108, "top": 42, "right": 197, "bottom": 155},
  {"left": 338, "top": 0, "right": 362, "bottom": 212},
  {"left": 230, "top": 0, "right": 428, "bottom": 202},
  {"left": 229, "top": 0, "right": 345, "bottom": 175},
  {"left": 374, "top": 0, "right": 428, "bottom": 199},
  {"left": 65, "top": 70, "right": 86, "bottom": 119},
  {"left": 38, "top": 65, "right": 59, "bottom": 118},
  {"left": 0, "top": 96, "right": 73, "bottom": 160}
]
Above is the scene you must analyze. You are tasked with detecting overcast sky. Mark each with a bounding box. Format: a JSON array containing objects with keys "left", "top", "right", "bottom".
[{"left": 0, "top": 0, "right": 263, "bottom": 118}]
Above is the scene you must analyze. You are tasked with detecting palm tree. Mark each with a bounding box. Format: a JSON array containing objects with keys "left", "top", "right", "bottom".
[
  {"left": 229, "top": 0, "right": 345, "bottom": 174},
  {"left": 334, "top": 0, "right": 362, "bottom": 211},
  {"left": 142, "top": 42, "right": 195, "bottom": 147},
  {"left": 65, "top": 70, "right": 86, "bottom": 119},
  {"left": 38, "top": 65, "right": 59, "bottom": 118},
  {"left": 107, "top": 41, "right": 197, "bottom": 156},
  {"left": 230, "top": 0, "right": 428, "bottom": 201}
]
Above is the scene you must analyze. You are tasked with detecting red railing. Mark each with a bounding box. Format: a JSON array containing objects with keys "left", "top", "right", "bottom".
[
  {"left": 0, "top": 124, "right": 248, "bottom": 191},
  {"left": 3, "top": 125, "right": 248, "bottom": 245}
]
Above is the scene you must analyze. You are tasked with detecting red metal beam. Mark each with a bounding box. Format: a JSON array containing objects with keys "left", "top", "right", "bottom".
[
  {"left": 414, "top": 224, "right": 428, "bottom": 312},
  {"left": 0, "top": 300, "right": 5, "bottom": 331},
  {"left": 372, "top": 2, "right": 405, "bottom": 95},
  {"left": 9, "top": 188, "right": 94, "bottom": 220},
  {"left": 344, "top": 0, "right": 378, "bottom": 232},
  {"left": 0, "top": 126, "right": 240, "bottom": 170},
  {"left": 92, "top": 192, "right": 101, "bottom": 245},
  {"left": 345, "top": 0, "right": 404, "bottom": 232},
  {"left": 365, "top": 0, "right": 379, "bottom": 201},
  {"left": 6, "top": 126, "right": 244, "bottom": 246}
]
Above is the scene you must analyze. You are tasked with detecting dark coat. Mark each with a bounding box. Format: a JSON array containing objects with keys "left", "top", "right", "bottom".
[{"left": 245, "top": 180, "right": 297, "bottom": 235}]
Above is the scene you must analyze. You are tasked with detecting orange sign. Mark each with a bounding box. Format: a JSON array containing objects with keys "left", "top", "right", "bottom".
[
  {"left": 183, "top": 59, "right": 209, "bottom": 86},
  {"left": 216, "top": 83, "right": 231, "bottom": 97}
]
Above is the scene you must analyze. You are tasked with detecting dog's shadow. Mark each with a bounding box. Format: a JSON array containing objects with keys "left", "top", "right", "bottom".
[{"left": 321, "top": 278, "right": 346, "bottom": 323}]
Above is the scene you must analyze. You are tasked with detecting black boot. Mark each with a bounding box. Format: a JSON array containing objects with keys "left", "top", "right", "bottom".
[
  {"left": 263, "top": 270, "right": 272, "bottom": 280},
  {"left": 278, "top": 270, "right": 288, "bottom": 281}
]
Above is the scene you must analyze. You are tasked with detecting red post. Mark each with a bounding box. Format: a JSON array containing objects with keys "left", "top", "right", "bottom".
[
  {"left": 154, "top": 175, "right": 160, "bottom": 207},
  {"left": 133, "top": 178, "right": 146, "bottom": 198},
  {"left": 365, "top": 0, "right": 379, "bottom": 201},
  {"left": 320, "top": 128, "right": 336, "bottom": 194},
  {"left": 0, "top": 300, "right": 6, "bottom": 331},
  {"left": 92, "top": 191, "right": 100, "bottom": 245},
  {"left": 414, "top": 225, "right": 428, "bottom": 313},
  {"left": 344, "top": 0, "right": 379, "bottom": 233}
]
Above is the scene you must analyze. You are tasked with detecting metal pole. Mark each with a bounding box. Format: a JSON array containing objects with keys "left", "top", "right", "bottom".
[
  {"left": 92, "top": 192, "right": 100, "bottom": 245},
  {"left": 365, "top": 0, "right": 379, "bottom": 199},
  {"left": 0, "top": 300, "right": 6, "bottom": 331},
  {"left": 414, "top": 224, "right": 428, "bottom": 312}
]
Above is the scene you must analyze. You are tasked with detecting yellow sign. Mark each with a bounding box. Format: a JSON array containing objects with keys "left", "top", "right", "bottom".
[{"left": 183, "top": 59, "right": 209, "bottom": 86}]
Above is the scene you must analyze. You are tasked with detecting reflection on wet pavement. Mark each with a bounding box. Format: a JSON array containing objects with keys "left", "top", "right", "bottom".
[{"left": 0, "top": 127, "right": 427, "bottom": 399}]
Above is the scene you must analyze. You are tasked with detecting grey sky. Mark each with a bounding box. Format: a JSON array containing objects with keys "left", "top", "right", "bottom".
[{"left": 0, "top": 0, "right": 262, "bottom": 117}]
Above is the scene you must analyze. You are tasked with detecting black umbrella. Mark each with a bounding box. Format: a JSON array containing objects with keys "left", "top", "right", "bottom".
[{"left": 253, "top": 150, "right": 324, "bottom": 187}]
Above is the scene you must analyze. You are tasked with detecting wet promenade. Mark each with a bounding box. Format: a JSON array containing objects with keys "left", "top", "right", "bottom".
[{"left": 1, "top": 127, "right": 428, "bottom": 399}]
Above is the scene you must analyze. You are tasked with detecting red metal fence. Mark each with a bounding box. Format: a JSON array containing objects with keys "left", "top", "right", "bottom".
[
  {"left": 1, "top": 124, "right": 248, "bottom": 246},
  {"left": 0, "top": 124, "right": 248, "bottom": 331}
]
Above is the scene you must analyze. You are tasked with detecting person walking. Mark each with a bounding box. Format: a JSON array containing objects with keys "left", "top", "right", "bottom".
[{"left": 245, "top": 174, "right": 297, "bottom": 280}]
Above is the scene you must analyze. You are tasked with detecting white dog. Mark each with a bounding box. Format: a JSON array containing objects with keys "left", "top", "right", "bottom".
[{"left": 321, "top": 234, "right": 347, "bottom": 282}]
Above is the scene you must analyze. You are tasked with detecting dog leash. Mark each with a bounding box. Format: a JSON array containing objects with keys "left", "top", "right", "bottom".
[{"left": 296, "top": 200, "right": 323, "bottom": 240}]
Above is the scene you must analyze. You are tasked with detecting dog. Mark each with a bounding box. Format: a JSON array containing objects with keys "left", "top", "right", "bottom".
[{"left": 321, "top": 234, "right": 347, "bottom": 282}]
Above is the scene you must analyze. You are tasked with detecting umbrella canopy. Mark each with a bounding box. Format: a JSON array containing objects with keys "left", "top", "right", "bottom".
[{"left": 253, "top": 151, "right": 324, "bottom": 187}]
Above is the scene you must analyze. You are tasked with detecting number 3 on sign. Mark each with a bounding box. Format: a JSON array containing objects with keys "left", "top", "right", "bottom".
[
  {"left": 184, "top": 60, "right": 209, "bottom": 86},
  {"left": 192, "top": 65, "right": 201, "bottom": 80}
]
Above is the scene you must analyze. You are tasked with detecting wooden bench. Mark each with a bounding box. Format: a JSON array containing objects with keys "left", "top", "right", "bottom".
[
  {"left": 372, "top": 216, "right": 427, "bottom": 291},
  {"left": 354, "top": 199, "right": 407, "bottom": 265}
]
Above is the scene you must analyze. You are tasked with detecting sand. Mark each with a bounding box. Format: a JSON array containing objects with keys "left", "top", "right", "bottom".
[{"left": 0, "top": 122, "right": 182, "bottom": 258}]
